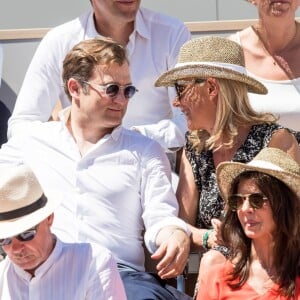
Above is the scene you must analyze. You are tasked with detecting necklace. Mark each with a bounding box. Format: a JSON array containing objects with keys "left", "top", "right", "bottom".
[{"left": 252, "top": 22, "right": 298, "bottom": 67}]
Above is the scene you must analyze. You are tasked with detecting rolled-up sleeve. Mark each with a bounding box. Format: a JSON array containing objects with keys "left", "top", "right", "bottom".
[{"left": 140, "top": 140, "right": 190, "bottom": 253}]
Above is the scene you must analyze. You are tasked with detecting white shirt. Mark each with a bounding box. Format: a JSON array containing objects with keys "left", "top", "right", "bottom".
[
  {"left": 0, "top": 108, "right": 189, "bottom": 271},
  {"left": 247, "top": 74, "right": 300, "bottom": 131},
  {"left": 8, "top": 8, "right": 191, "bottom": 150},
  {"left": 232, "top": 31, "right": 300, "bottom": 131},
  {"left": 0, "top": 238, "right": 126, "bottom": 300}
]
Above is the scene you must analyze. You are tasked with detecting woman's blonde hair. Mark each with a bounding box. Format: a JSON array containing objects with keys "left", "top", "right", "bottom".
[{"left": 188, "top": 78, "right": 277, "bottom": 152}]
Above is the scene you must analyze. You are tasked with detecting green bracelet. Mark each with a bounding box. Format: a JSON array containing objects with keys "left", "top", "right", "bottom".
[{"left": 202, "top": 229, "right": 214, "bottom": 250}]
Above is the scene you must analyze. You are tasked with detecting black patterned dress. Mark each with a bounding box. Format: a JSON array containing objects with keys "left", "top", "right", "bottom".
[{"left": 185, "top": 123, "right": 285, "bottom": 231}]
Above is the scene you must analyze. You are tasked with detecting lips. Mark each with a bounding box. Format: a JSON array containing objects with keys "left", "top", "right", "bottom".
[
  {"left": 116, "top": 0, "right": 135, "bottom": 3},
  {"left": 244, "top": 218, "right": 258, "bottom": 227},
  {"left": 270, "top": 0, "right": 291, "bottom": 4}
]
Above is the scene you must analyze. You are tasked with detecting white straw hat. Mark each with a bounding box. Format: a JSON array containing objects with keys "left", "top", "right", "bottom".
[
  {"left": 0, "top": 165, "right": 62, "bottom": 239},
  {"left": 155, "top": 36, "right": 267, "bottom": 95},
  {"left": 217, "top": 147, "right": 300, "bottom": 201}
]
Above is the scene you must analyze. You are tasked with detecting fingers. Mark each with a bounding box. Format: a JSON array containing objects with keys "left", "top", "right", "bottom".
[
  {"left": 152, "top": 230, "right": 190, "bottom": 279},
  {"left": 211, "top": 218, "right": 221, "bottom": 229}
]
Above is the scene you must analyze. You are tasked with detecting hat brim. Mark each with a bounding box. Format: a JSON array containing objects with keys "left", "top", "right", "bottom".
[
  {"left": 155, "top": 64, "right": 267, "bottom": 95},
  {"left": 0, "top": 191, "right": 62, "bottom": 239},
  {"left": 217, "top": 160, "right": 300, "bottom": 201}
]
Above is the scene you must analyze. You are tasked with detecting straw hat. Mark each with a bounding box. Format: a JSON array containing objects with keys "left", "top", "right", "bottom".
[
  {"left": 0, "top": 165, "right": 61, "bottom": 239},
  {"left": 217, "top": 147, "right": 300, "bottom": 201},
  {"left": 155, "top": 36, "right": 267, "bottom": 94}
]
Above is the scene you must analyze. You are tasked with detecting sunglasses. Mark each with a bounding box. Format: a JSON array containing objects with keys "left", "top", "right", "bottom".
[
  {"left": 0, "top": 225, "right": 39, "bottom": 246},
  {"left": 228, "top": 193, "right": 268, "bottom": 211},
  {"left": 174, "top": 79, "right": 206, "bottom": 99},
  {"left": 82, "top": 81, "right": 138, "bottom": 99}
]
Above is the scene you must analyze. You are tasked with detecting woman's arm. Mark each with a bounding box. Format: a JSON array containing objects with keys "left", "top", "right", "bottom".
[
  {"left": 176, "top": 149, "right": 198, "bottom": 225},
  {"left": 176, "top": 149, "right": 212, "bottom": 250}
]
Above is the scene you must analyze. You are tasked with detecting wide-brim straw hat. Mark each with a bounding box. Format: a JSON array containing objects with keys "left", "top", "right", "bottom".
[
  {"left": 0, "top": 165, "right": 62, "bottom": 239},
  {"left": 155, "top": 36, "right": 267, "bottom": 95},
  {"left": 217, "top": 147, "right": 300, "bottom": 201}
]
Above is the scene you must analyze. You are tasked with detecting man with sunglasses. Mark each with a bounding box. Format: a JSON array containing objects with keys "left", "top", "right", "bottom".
[
  {"left": 0, "top": 164, "right": 126, "bottom": 299},
  {"left": 8, "top": 0, "right": 190, "bottom": 160},
  {"left": 0, "top": 38, "right": 191, "bottom": 299}
]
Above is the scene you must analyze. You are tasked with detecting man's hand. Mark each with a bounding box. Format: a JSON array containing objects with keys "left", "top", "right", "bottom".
[{"left": 151, "top": 227, "right": 190, "bottom": 279}]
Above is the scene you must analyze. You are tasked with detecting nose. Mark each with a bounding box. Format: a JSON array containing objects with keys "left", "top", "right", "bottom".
[
  {"left": 112, "top": 92, "right": 128, "bottom": 103},
  {"left": 9, "top": 238, "right": 25, "bottom": 253},
  {"left": 239, "top": 198, "right": 253, "bottom": 212}
]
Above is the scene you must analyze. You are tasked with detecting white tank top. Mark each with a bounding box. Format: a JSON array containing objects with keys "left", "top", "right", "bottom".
[{"left": 233, "top": 32, "right": 300, "bottom": 131}]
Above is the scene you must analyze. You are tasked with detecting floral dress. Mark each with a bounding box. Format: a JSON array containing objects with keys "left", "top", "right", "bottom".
[{"left": 185, "top": 123, "right": 285, "bottom": 230}]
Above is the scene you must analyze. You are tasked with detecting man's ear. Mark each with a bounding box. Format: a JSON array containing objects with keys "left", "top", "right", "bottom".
[
  {"left": 68, "top": 78, "right": 82, "bottom": 99},
  {"left": 47, "top": 213, "right": 54, "bottom": 226}
]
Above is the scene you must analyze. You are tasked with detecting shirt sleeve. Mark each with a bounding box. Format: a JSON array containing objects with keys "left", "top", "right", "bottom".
[
  {"left": 86, "top": 245, "right": 127, "bottom": 300},
  {"left": 7, "top": 30, "right": 67, "bottom": 138},
  {"left": 0, "top": 135, "right": 25, "bottom": 165},
  {"left": 140, "top": 139, "right": 190, "bottom": 253}
]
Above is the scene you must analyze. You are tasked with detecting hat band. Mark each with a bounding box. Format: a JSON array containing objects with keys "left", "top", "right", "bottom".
[
  {"left": 0, "top": 195, "right": 47, "bottom": 221},
  {"left": 247, "top": 160, "right": 284, "bottom": 171},
  {"left": 175, "top": 61, "right": 247, "bottom": 75}
]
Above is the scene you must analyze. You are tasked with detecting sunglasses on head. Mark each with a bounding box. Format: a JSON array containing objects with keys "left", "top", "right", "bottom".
[
  {"left": 227, "top": 193, "right": 268, "bottom": 211},
  {"left": 82, "top": 81, "right": 138, "bottom": 99},
  {"left": 0, "top": 225, "right": 39, "bottom": 246},
  {"left": 174, "top": 78, "right": 206, "bottom": 99}
]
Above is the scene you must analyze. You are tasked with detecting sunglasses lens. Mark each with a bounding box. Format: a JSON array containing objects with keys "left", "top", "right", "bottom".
[
  {"left": 228, "top": 195, "right": 241, "bottom": 211},
  {"left": 175, "top": 84, "right": 185, "bottom": 98},
  {"left": 228, "top": 193, "right": 266, "bottom": 211},
  {"left": 249, "top": 193, "right": 265, "bottom": 209},
  {"left": 124, "top": 86, "right": 137, "bottom": 99},
  {"left": 0, "top": 227, "right": 38, "bottom": 246},
  {"left": 105, "top": 84, "right": 120, "bottom": 97},
  {"left": 0, "top": 238, "right": 12, "bottom": 246},
  {"left": 18, "top": 229, "right": 37, "bottom": 242}
]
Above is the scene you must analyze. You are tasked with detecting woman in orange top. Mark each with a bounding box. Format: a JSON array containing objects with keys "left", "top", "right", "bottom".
[{"left": 197, "top": 147, "right": 300, "bottom": 299}]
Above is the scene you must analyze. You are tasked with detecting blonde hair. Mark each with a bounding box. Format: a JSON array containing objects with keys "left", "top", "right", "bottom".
[{"left": 188, "top": 78, "right": 277, "bottom": 152}]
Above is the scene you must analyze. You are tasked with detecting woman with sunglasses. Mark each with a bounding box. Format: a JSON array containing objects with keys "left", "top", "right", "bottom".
[
  {"left": 197, "top": 147, "right": 300, "bottom": 299},
  {"left": 155, "top": 36, "right": 300, "bottom": 292}
]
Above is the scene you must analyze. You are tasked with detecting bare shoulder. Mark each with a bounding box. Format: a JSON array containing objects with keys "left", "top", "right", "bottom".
[{"left": 269, "top": 128, "right": 300, "bottom": 163}]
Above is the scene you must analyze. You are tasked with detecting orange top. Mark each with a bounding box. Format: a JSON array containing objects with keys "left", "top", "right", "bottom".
[{"left": 196, "top": 261, "right": 300, "bottom": 300}]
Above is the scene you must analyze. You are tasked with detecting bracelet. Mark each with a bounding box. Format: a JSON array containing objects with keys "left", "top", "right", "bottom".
[{"left": 202, "top": 229, "right": 214, "bottom": 250}]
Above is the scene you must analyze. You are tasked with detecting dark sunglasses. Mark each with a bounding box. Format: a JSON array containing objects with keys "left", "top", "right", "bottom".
[
  {"left": 0, "top": 225, "right": 39, "bottom": 246},
  {"left": 174, "top": 79, "right": 206, "bottom": 99},
  {"left": 82, "top": 81, "right": 138, "bottom": 99},
  {"left": 228, "top": 193, "right": 268, "bottom": 211}
]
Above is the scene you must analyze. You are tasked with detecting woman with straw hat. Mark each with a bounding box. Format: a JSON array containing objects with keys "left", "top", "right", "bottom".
[
  {"left": 155, "top": 35, "right": 300, "bottom": 290},
  {"left": 197, "top": 147, "right": 300, "bottom": 299}
]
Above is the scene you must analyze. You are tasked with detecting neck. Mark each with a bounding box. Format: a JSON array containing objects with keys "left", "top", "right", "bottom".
[
  {"left": 254, "top": 21, "right": 298, "bottom": 54},
  {"left": 67, "top": 113, "right": 113, "bottom": 156},
  {"left": 251, "top": 239, "right": 274, "bottom": 276},
  {"left": 215, "top": 125, "right": 251, "bottom": 150},
  {"left": 93, "top": 13, "right": 134, "bottom": 45}
]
